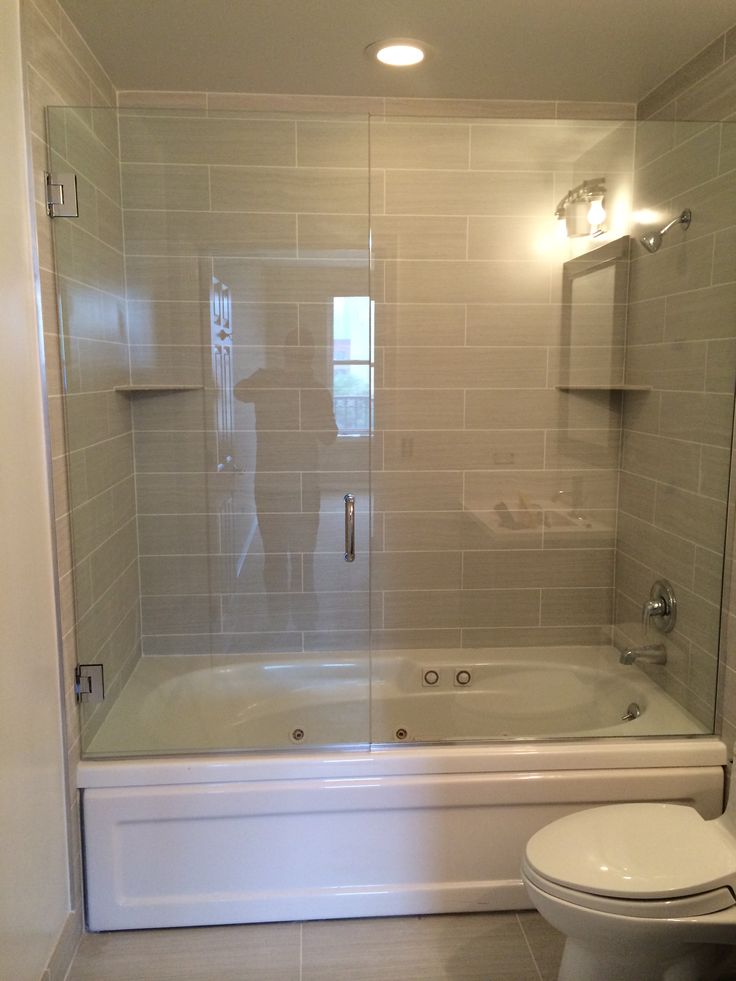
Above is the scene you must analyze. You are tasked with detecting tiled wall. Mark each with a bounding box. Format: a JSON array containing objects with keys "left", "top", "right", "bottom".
[
  {"left": 116, "top": 91, "right": 636, "bottom": 657},
  {"left": 19, "top": 0, "right": 139, "bottom": 933},
  {"left": 372, "top": 117, "right": 633, "bottom": 650},
  {"left": 632, "top": 25, "right": 736, "bottom": 740}
]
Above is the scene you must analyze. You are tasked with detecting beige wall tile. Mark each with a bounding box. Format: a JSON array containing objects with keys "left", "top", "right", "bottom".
[
  {"left": 466, "top": 304, "right": 560, "bottom": 347},
  {"left": 141, "top": 594, "right": 221, "bottom": 634},
  {"left": 375, "top": 389, "right": 464, "bottom": 430},
  {"left": 373, "top": 215, "right": 468, "bottom": 260},
  {"left": 125, "top": 210, "right": 297, "bottom": 258},
  {"left": 464, "top": 469, "right": 617, "bottom": 511},
  {"left": 372, "top": 471, "right": 464, "bottom": 511},
  {"left": 617, "top": 511, "right": 695, "bottom": 586},
  {"left": 655, "top": 484, "right": 727, "bottom": 552},
  {"left": 128, "top": 343, "right": 207, "bottom": 387},
  {"left": 626, "top": 339, "right": 706, "bottom": 390},
  {"left": 466, "top": 389, "right": 616, "bottom": 431},
  {"left": 22, "top": 2, "right": 92, "bottom": 110},
  {"left": 374, "top": 303, "right": 465, "bottom": 346},
  {"left": 83, "top": 433, "right": 134, "bottom": 499},
  {"left": 211, "top": 166, "right": 369, "bottom": 214},
  {"left": 637, "top": 36, "right": 725, "bottom": 120},
  {"left": 463, "top": 625, "right": 610, "bottom": 647},
  {"left": 659, "top": 391, "right": 733, "bottom": 447},
  {"left": 619, "top": 472, "right": 657, "bottom": 521},
  {"left": 295, "top": 120, "right": 368, "bottom": 168},
  {"left": 220, "top": 591, "right": 369, "bottom": 633},
  {"left": 207, "top": 91, "right": 383, "bottom": 114},
  {"left": 65, "top": 111, "right": 121, "bottom": 204},
  {"left": 541, "top": 587, "right": 613, "bottom": 625},
  {"left": 551, "top": 345, "right": 626, "bottom": 387},
  {"left": 140, "top": 553, "right": 301, "bottom": 594},
  {"left": 118, "top": 90, "right": 208, "bottom": 109},
  {"left": 383, "top": 430, "right": 545, "bottom": 471},
  {"left": 137, "top": 514, "right": 219, "bottom": 555},
  {"left": 701, "top": 445, "right": 731, "bottom": 500},
  {"left": 384, "top": 588, "right": 540, "bottom": 629},
  {"left": 142, "top": 631, "right": 303, "bottom": 656},
  {"left": 628, "top": 235, "right": 714, "bottom": 302},
  {"left": 383, "top": 259, "right": 551, "bottom": 304},
  {"left": 384, "top": 97, "right": 556, "bottom": 118},
  {"left": 372, "top": 120, "right": 470, "bottom": 169},
  {"left": 470, "top": 120, "right": 632, "bottom": 171},
  {"left": 463, "top": 548, "right": 613, "bottom": 589},
  {"left": 136, "top": 471, "right": 301, "bottom": 515},
  {"left": 382, "top": 346, "right": 547, "bottom": 389},
  {"left": 298, "top": 214, "right": 368, "bottom": 258},
  {"left": 558, "top": 102, "right": 636, "bottom": 120},
  {"left": 211, "top": 257, "right": 369, "bottom": 304},
  {"left": 676, "top": 55, "right": 736, "bottom": 122},
  {"left": 713, "top": 227, "right": 736, "bottom": 286},
  {"left": 706, "top": 337, "right": 736, "bottom": 393},
  {"left": 58, "top": 8, "right": 114, "bottom": 104},
  {"left": 370, "top": 628, "right": 462, "bottom": 649},
  {"left": 121, "top": 162, "right": 210, "bottom": 210},
  {"left": 126, "top": 255, "right": 213, "bottom": 303},
  {"left": 119, "top": 114, "right": 296, "bottom": 166},
  {"left": 665, "top": 283, "right": 736, "bottom": 342},
  {"left": 385, "top": 511, "right": 543, "bottom": 551},
  {"left": 622, "top": 430, "right": 700, "bottom": 491},
  {"left": 385, "top": 170, "right": 553, "bottom": 216},
  {"left": 545, "top": 430, "right": 620, "bottom": 470},
  {"left": 635, "top": 124, "right": 720, "bottom": 205}
]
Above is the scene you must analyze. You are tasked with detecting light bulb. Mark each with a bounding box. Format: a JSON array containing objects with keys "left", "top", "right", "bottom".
[
  {"left": 555, "top": 217, "right": 568, "bottom": 241},
  {"left": 375, "top": 43, "right": 425, "bottom": 66},
  {"left": 587, "top": 198, "right": 606, "bottom": 227}
]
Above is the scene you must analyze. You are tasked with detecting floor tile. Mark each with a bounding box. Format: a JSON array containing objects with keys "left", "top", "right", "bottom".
[
  {"left": 301, "top": 912, "right": 540, "bottom": 981},
  {"left": 66, "top": 922, "right": 301, "bottom": 981},
  {"left": 516, "top": 911, "right": 565, "bottom": 981}
]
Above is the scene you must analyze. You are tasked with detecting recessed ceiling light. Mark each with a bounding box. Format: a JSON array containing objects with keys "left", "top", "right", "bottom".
[{"left": 366, "top": 39, "right": 427, "bottom": 67}]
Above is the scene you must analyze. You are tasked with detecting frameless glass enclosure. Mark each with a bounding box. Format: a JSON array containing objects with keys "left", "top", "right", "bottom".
[{"left": 48, "top": 106, "right": 735, "bottom": 756}]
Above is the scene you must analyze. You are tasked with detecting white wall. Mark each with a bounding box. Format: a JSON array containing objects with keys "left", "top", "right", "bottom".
[{"left": 0, "top": 2, "right": 72, "bottom": 978}]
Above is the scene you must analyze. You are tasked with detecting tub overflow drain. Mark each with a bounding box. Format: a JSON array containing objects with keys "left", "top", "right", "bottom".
[
  {"left": 291, "top": 728, "right": 305, "bottom": 742},
  {"left": 395, "top": 728, "right": 408, "bottom": 740}
]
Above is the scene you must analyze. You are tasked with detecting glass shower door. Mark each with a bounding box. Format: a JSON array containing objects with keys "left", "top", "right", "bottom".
[{"left": 48, "top": 105, "right": 372, "bottom": 756}]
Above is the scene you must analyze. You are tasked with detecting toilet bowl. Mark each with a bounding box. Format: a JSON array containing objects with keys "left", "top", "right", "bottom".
[{"left": 521, "top": 766, "right": 736, "bottom": 981}]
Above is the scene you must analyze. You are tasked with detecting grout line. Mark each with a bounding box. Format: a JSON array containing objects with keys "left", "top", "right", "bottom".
[{"left": 516, "top": 912, "right": 546, "bottom": 981}]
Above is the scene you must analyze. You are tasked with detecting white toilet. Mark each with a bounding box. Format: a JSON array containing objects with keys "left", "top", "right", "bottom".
[{"left": 522, "top": 758, "right": 736, "bottom": 981}]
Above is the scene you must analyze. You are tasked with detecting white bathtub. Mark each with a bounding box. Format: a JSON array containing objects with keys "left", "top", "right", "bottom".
[
  {"left": 78, "top": 646, "right": 727, "bottom": 931},
  {"left": 86, "top": 645, "right": 706, "bottom": 754}
]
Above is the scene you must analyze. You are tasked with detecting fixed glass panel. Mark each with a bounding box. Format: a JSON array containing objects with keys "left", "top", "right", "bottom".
[
  {"left": 49, "top": 106, "right": 372, "bottom": 756},
  {"left": 369, "top": 115, "right": 735, "bottom": 743}
]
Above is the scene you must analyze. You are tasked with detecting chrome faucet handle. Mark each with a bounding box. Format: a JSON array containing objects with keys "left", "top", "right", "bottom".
[
  {"left": 642, "top": 580, "right": 676, "bottom": 634},
  {"left": 642, "top": 597, "right": 666, "bottom": 632}
]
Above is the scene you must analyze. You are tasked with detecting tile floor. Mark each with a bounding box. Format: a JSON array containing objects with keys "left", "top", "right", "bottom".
[{"left": 66, "top": 911, "right": 565, "bottom": 981}]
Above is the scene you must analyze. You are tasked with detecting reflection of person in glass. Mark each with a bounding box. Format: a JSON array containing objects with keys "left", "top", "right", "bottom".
[{"left": 234, "top": 330, "right": 337, "bottom": 626}]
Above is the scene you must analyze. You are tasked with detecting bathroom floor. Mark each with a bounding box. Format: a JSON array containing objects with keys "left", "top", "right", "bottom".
[{"left": 66, "top": 911, "right": 564, "bottom": 980}]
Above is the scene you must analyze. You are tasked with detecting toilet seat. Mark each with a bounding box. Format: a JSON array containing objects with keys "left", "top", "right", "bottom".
[
  {"left": 522, "top": 859, "right": 736, "bottom": 919},
  {"left": 524, "top": 802, "right": 736, "bottom": 901}
]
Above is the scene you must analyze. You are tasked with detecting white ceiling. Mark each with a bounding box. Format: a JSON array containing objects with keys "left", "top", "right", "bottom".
[{"left": 59, "top": 0, "right": 736, "bottom": 104}]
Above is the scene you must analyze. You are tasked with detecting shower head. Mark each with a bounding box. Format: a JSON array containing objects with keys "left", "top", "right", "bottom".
[{"left": 639, "top": 208, "right": 692, "bottom": 253}]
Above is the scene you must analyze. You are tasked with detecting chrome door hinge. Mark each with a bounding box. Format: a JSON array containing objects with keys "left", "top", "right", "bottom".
[
  {"left": 45, "top": 171, "right": 79, "bottom": 218},
  {"left": 75, "top": 663, "right": 104, "bottom": 703}
]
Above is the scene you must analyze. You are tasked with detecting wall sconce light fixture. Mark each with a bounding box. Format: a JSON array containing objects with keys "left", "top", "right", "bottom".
[{"left": 555, "top": 178, "right": 607, "bottom": 238}]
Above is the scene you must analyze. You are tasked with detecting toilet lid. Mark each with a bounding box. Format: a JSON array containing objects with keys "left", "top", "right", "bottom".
[{"left": 525, "top": 803, "right": 736, "bottom": 900}]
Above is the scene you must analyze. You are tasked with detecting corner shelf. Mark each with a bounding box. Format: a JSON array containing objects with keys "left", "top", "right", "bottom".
[
  {"left": 555, "top": 385, "right": 653, "bottom": 392},
  {"left": 114, "top": 384, "right": 203, "bottom": 395}
]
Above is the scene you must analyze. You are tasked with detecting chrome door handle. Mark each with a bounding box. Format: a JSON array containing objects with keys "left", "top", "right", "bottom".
[{"left": 344, "top": 493, "right": 355, "bottom": 562}]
